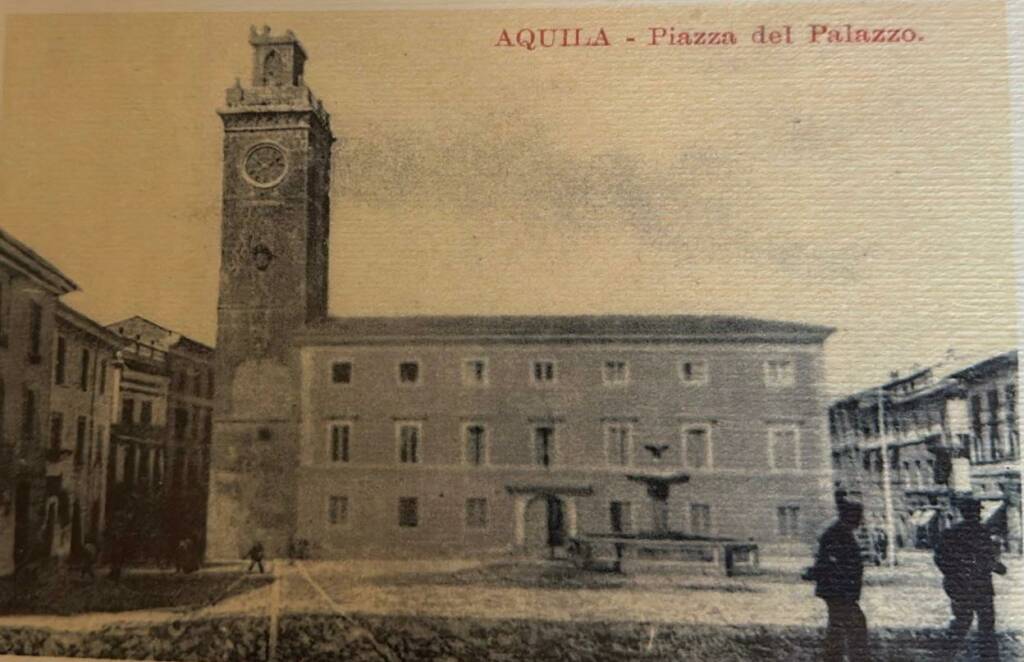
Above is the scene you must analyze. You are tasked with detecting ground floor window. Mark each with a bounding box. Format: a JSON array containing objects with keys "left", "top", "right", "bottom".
[
  {"left": 777, "top": 505, "right": 800, "bottom": 538},
  {"left": 466, "top": 498, "right": 488, "bottom": 529},
  {"left": 690, "top": 504, "right": 712, "bottom": 536},
  {"left": 328, "top": 496, "right": 349, "bottom": 526},
  {"left": 610, "top": 501, "right": 633, "bottom": 533},
  {"left": 398, "top": 497, "right": 419, "bottom": 528}
]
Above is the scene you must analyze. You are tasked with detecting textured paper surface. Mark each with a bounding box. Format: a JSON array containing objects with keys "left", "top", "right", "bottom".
[{"left": 0, "top": 1, "right": 1021, "bottom": 660}]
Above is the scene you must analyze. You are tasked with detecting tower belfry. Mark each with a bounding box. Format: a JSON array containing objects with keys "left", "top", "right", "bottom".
[
  {"left": 249, "top": 26, "right": 306, "bottom": 87},
  {"left": 207, "top": 27, "right": 334, "bottom": 559}
]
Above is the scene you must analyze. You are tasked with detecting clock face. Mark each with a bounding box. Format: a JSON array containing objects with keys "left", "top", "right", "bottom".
[{"left": 243, "top": 143, "right": 287, "bottom": 187}]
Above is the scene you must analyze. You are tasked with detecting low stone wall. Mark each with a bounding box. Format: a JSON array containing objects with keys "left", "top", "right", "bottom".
[{"left": 0, "top": 613, "right": 1021, "bottom": 661}]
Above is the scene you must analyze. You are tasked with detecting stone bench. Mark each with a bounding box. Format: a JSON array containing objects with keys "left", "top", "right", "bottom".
[{"left": 566, "top": 534, "right": 760, "bottom": 577}]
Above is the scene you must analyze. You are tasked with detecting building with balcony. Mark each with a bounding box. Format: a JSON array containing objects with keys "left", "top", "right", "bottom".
[
  {"left": 0, "top": 229, "right": 78, "bottom": 576},
  {"left": 829, "top": 350, "right": 1021, "bottom": 553},
  {"left": 106, "top": 317, "right": 214, "bottom": 562}
]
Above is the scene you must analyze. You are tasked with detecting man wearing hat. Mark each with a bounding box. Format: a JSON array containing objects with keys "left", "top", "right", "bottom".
[
  {"left": 934, "top": 496, "right": 1007, "bottom": 660},
  {"left": 803, "top": 498, "right": 869, "bottom": 661}
]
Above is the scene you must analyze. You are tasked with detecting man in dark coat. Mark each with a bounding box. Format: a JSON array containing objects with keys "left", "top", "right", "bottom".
[
  {"left": 803, "top": 500, "right": 869, "bottom": 661},
  {"left": 934, "top": 498, "right": 1007, "bottom": 661}
]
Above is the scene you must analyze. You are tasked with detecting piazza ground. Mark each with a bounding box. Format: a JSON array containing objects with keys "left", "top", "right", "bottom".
[{"left": 0, "top": 552, "right": 1021, "bottom": 660}]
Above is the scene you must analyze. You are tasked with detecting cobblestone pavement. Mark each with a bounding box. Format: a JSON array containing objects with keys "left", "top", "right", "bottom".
[
  {"left": 287, "top": 552, "right": 1024, "bottom": 633},
  {"left": 0, "top": 552, "right": 1020, "bottom": 637}
]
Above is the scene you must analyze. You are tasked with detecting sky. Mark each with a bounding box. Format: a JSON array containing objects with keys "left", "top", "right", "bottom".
[{"left": 0, "top": 3, "right": 1017, "bottom": 396}]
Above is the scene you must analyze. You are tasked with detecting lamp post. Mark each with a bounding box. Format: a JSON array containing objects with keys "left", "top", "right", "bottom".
[{"left": 878, "top": 387, "right": 897, "bottom": 567}]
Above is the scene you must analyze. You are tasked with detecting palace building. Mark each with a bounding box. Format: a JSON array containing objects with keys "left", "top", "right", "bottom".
[{"left": 205, "top": 28, "right": 837, "bottom": 559}]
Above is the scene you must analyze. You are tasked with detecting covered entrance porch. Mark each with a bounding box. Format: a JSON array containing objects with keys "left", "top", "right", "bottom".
[{"left": 507, "top": 483, "right": 593, "bottom": 557}]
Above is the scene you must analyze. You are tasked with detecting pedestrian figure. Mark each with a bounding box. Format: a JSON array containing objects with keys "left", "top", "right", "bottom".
[
  {"left": 934, "top": 497, "right": 1007, "bottom": 661},
  {"left": 802, "top": 500, "right": 869, "bottom": 662},
  {"left": 246, "top": 540, "right": 265, "bottom": 574},
  {"left": 80, "top": 538, "right": 97, "bottom": 580}
]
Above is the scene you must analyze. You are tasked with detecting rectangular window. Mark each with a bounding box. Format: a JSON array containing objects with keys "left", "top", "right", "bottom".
[
  {"left": 398, "top": 361, "right": 420, "bottom": 385},
  {"left": 605, "top": 422, "right": 632, "bottom": 466},
  {"left": 466, "top": 498, "right": 488, "bottom": 529},
  {"left": 610, "top": 501, "right": 633, "bottom": 534},
  {"left": 174, "top": 408, "right": 188, "bottom": 441},
  {"left": 764, "top": 359, "right": 795, "bottom": 387},
  {"left": 331, "top": 361, "right": 352, "bottom": 384},
  {"left": 172, "top": 448, "right": 185, "bottom": 487},
  {"left": 330, "top": 423, "right": 351, "bottom": 463},
  {"left": 533, "top": 425, "right": 555, "bottom": 467},
  {"left": 679, "top": 359, "right": 708, "bottom": 384},
  {"left": 191, "top": 406, "right": 200, "bottom": 440},
  {"left": 74, "top": 416, "right": 87, "bottom": 466},
  {"left": 328, "top": 496, "right": 349, "bottom": 526},
  {"left": 683, "top": 427, "right": 711, "bottom": 469},
  {"left": 777, "top": 506, "right": 800, "bottom": 538},
  {"left": 49, "top": 413, "right": 63, "bottom": 452},
  {"left": 987, "top": 389, "right": 1001, "bottom": 418},
  {"left": 95, "top": 425, "right": 105, "bottom": 467},
  {"left": 398, "top": 497, "right": 419, "bottom": 527},
  {"left": 54, "top": 337, "right": 67, "bottom": 385},
  {"left": 602, "top": 360, "right": 629, "bottom": 385},
  {"left": 462, "top": 359, "right": 489, "bottom": 386},
  {"left": 99, "top": 359, "right": 107, "bottom": 394},
  {"left": 22, "top": 388, "right": 37, "bottom": 444},
  {"left": 86, "top": 420, "right": 94, "bottom": 473},
  {"left": 398, "top": 423, "right": 420, "bottom": 464},
  {"left": 121, "top": 398, "right": 135, "bottom": 425},
  {"left": 138, "top": 446, "right": 150, "bottom": 483},
  {"left": 531, "top": 360, "right": 556, "bottom": 384},
  {"left": 769, "top": 426, "right": 800, "bottom": 470},
  {"left": 28, "top": 301, "right": 42, "bottom": 362},
  {"left": 464, "top": 424, "right": 487, "bottom": 466},
  {"left": 690, "top": 504, "right": 712, "bottom": 536},
  {"left": 140, "top": 401, "right": 153, "bottom": 426},
  {"left": 80, "top": 348, "right": 91, "bottom": 391}
]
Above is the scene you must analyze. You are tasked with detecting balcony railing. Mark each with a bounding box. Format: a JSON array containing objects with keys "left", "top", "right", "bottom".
[
  {"left": 121, "top": 341, "right": 168, "bottom": 363},
  {"left": 112, "top": 422, "right": 167, "bottom": 441}
]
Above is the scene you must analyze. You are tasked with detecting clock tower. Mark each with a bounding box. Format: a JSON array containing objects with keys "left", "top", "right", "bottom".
[{"left": 206, "top": 26, "right": 333, "bottom": 559}]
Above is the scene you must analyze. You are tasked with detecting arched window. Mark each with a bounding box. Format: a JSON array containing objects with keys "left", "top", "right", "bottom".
[{"left": 262, "top": 50, "right": 283, "bottom": 86}]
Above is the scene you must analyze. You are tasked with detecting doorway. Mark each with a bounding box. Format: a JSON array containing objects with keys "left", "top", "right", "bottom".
[{"left": 524, "top": 495, "right": 565, "bottom": 555}]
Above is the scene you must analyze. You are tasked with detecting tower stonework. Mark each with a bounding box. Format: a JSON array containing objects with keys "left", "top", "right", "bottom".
[{"left": 206, "top": 27, "right": 332, "bottom": 559}]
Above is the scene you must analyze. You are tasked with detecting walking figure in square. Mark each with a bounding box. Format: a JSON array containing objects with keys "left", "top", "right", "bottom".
[
  {"left": 803, "top": 500, "right": 869, "bottom": 661},
  {"left": 246, "top": 540, "right": 265, "bottom": 574},
  {"left": 934, "top": 497, "right": 1007, "bottom": 661},
  {"left": 80, "top": 538, "right": 97, "bottom": 580}
]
